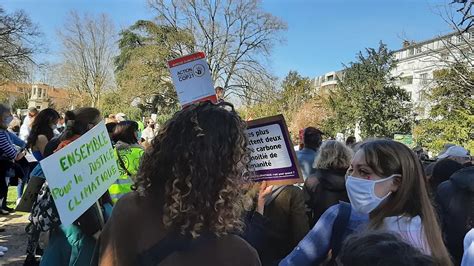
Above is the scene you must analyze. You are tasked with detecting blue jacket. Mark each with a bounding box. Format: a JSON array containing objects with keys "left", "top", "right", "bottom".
[
  {"left": 279, "top": 204, "right": 368, "bottom": 265},
  {"left": 296, "top": 148, "right": 318, "bottom": 180}
]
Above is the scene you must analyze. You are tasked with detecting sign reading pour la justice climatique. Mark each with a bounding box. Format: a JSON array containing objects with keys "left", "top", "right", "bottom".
[
  {"left": 246, "top": 115, "right": 303, "bottom": 185},
  {"left": 40, "top": 122, "right": 119, "bottom": 226},
  {"left": 168, "top": 52, "right": 217, "bottom": 106}
]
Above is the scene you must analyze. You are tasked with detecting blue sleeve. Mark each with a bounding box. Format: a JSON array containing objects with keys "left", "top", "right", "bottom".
[
  {"left": 279, "top": 204, "right": 339, "bottom": 266},
  {"left": 0, "top": 131, "right": 18, "bottom": 160},
  {"left": 7, "top": 131, "right": 26, "bottom": 148}
]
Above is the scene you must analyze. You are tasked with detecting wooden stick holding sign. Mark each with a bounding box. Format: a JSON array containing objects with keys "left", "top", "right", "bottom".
[
  {"left": 168, "top": 52, "right": 217, "bottom": 107},
  {"left": 246, "top": 115, "right": 303, "bottom": 186}
]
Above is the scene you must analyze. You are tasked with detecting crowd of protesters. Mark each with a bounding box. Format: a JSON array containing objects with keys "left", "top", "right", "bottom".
[{"left": 0, "top": 98, "right": 472, "bottom": 266}]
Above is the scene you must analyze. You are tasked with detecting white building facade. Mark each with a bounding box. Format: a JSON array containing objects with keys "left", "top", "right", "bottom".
[
  {"left": 392, "top": 30, "right": 474, "bottom": 117},
  {"left": 314, "top": 30, "right": 474, "bottom": 117}
]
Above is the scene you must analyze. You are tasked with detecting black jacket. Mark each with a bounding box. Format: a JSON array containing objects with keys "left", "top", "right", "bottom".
[
  {"left": 243, "top": 186, "right": 309, "bottom": 266},
  {"left": 436, "top": 166, "right": 474, "bottom": 265},
  {"left": 304, "top": 168, "right": 349, "bottom": 226}
]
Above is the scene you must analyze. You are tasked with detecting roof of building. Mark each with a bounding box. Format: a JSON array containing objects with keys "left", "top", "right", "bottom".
[{"left": 393, "top": 29, "right": 474, "bottom": 53}]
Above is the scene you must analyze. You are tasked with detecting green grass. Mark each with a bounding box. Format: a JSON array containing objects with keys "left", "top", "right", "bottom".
[{"left": 7, "top": 186, "right": 17, "bottom": 209}]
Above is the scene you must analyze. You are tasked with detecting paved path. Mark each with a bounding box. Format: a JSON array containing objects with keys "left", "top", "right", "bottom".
[{"left": 0, "top": 212, "right": 29, "bottom": 266}]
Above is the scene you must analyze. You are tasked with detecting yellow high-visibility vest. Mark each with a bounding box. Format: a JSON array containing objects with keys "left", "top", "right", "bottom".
[{"left": 108, "top": 145, "right": 144, "bottom": 204}]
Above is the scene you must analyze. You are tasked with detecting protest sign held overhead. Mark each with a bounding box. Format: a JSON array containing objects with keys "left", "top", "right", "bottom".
[
  {"left": 40, "top": 121, "right": 120, "bottom": 226},
  {"left": 168, "top": 52, "right": 217, "bottom": 106},
  {"left": 246, "top": 115, "right": 303, "bottom": 185}
]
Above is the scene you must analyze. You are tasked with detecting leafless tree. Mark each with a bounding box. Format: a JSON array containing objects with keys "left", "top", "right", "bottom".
[
  {"left": 451, "top": 0, "right": 473, "bottom": 32},
  {"left": 0, "top": 6, "right": 42, "bottom": 82},
  {"left": 148, "top": 0, "right": 286, "bottom": 102},
  {"left": 58, "top": 11, "right": 116, "bottom": 107}
]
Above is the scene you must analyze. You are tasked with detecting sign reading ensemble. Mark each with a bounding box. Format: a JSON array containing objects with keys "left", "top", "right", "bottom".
[{"left": 40, "top": 122, "right": 120, "bottom": 226}]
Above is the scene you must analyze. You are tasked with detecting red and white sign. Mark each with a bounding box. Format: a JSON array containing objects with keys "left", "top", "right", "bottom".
[{"left": 168, "top": 52, "right": 216, "bottom": 106}]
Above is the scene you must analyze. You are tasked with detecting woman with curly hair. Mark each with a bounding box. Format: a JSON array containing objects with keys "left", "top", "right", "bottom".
[{"left": 98, "top": 101, "right": 260, "bottom": 266}]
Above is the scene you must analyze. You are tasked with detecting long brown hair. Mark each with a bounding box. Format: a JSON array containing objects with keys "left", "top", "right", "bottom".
[
  {"left": 360, "top": 139, "right": 452, "bottom": 265},
  {"left": 134, "top": 101, "right": 249, "bottom": 238}
]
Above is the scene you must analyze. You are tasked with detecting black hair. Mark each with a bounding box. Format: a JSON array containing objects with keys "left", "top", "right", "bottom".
[
  {"left": 303, "top": 127, "right": 323, "bottom": 150},
  {"left": 345, "top": 136, "right": 356, "bottom": 146},
  {"left": 106, "top": 122, "right": 118, "bottom": 134},
  {"left": 61, "top": 107, "right": 101, "bottom": 141},
  {"left": 112, "top": 121, "right": 138, "bottom": 144},
  {"left": 27, "top": 108, "right": 60, "bottom": 148},
  {"left": 339, "top": 231, "right": 435, "bottom": 266},
  {"left": 430, "top": 158, "right": 464, "bottom": 191}
]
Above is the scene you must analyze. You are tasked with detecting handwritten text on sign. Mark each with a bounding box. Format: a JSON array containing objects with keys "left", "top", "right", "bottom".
[
  {"left": 40, "top": 122, "right": 119, "bottom": 226},
  {"left": 246, "top": 115, "right": 302, "bottom": 184}
]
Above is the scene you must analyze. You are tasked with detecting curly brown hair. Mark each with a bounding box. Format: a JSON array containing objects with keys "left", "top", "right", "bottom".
[{"left": 133, "top": 101, "right": 249, "bottom": 238}]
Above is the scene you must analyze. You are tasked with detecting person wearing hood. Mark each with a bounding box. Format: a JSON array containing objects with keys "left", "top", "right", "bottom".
[
  {"left": 304, "top": 140, "right": 353, "bottom": 226},
  {"left": 108, "top": 121, "right": 144, "bottom": 204},
  {"left": 436, "top": 166, "right": 474, "bottom": 265}
]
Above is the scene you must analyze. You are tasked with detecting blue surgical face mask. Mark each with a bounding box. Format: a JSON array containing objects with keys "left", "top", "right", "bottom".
[
  {"left": 136, "top": 131, "right": 142, "bottom": 141},
  {"left": 345, "top": 175, "right": 397, "bottom": 214}
]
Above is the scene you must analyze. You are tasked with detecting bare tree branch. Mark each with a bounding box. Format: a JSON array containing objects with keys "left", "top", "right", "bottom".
[
  {"left": 148, "top": 0, "right": 286, "bottom": 103},
  {"left": 0, "top": 6, "right": 42, "bottom": 82},
  {"left": 58, "top": 11, "right": 116, "bottom": 107}
]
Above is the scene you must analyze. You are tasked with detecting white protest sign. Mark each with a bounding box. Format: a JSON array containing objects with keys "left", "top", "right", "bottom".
[
  {"left": 40, "top": 121, "right": 119, "bottom": 226},
  {"left": 246, "top": 115, "right": 303, "bottom": 185},
  {"left": 168, "top": 52, "right": 217, "bottom": 106}
]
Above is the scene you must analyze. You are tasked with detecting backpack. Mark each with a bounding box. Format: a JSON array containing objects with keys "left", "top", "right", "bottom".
[{"left": 29, "top": 182, "right": 61, "bottom": 232}]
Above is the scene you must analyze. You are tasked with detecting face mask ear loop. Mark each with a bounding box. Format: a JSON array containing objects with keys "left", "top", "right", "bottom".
[{"left": 372, "top": 174, "right": 400, "bottom": 200}]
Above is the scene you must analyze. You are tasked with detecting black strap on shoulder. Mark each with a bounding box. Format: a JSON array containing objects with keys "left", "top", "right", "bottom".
[
  {"left": 137, "top": 232, "right": 214, "bottom": 266},
  {"left": 264, "top": 185, "right": 287, "bottom": 206},
  {"left": 330, "top": 201, "right": 351, "bottom": 259}
]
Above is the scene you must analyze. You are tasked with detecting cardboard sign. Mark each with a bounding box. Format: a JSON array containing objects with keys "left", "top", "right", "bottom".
[
  {"left": 168, "top": 52, "right": 217, "bottom": 106},
  {"left": 15, "top": 175, "right": 45, "bottom": 212},
  {"left": 246, "top": 115, "right": 303, "bottom": 185},
  {"left": 40, "top": 122, "right": 119, "bottom": 226}
]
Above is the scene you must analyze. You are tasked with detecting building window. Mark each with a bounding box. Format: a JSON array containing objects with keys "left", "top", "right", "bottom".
[
  {"left": 456, "top": 35, "right": 463, "bottom": 43},
  {"left": 420, "top": 73, "right": 428, "bottom": 85},
  {"left": 415, "top": 46, "right": 422, "bottom": 54},
  {"left": 408, "top": 48, "right": 414, "bottom": 56},
  {"left": 470, "top": 32, "right": 474, "bottom": 40},
  {"left": 400, "top": 76, "right": 414, "bottom": 85},
  {"left": 327, "top": 75, "right": 334, "bottom": 81},
  {"left": 440, "top": 52, "right": 449, "bottom": 61}
]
